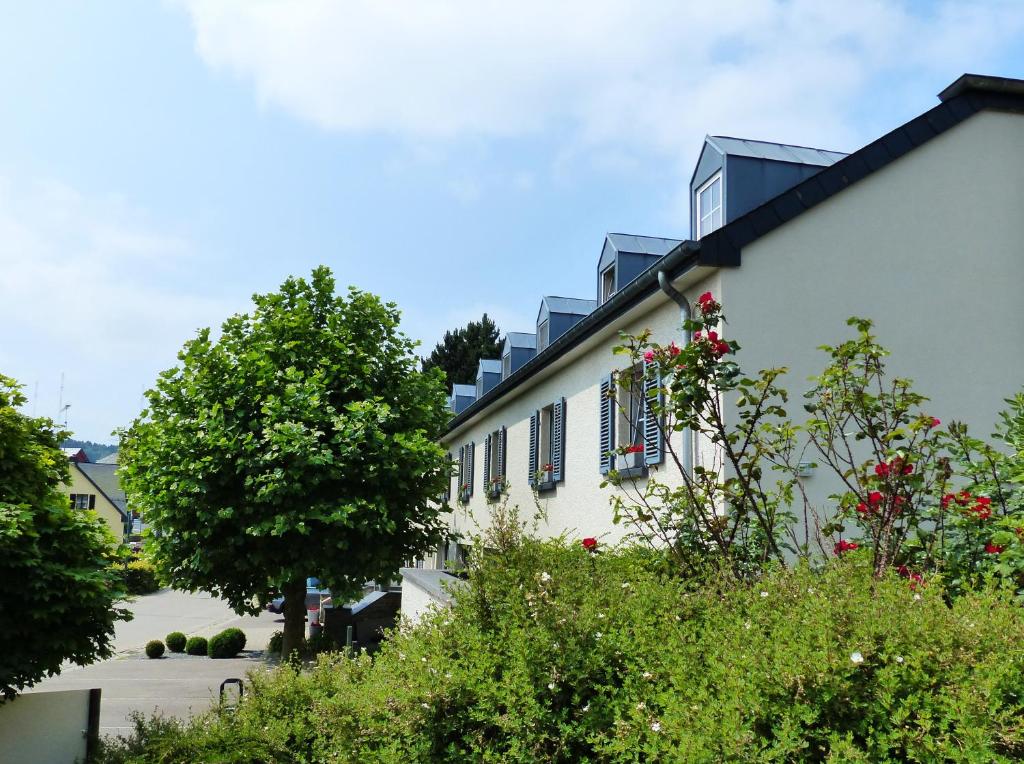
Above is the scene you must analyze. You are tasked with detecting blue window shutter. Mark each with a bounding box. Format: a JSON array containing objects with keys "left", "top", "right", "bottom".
[
  {"left": 552, "top": 397, "right": 566, "bottom": 483},
  {"left": 483, "top": 433, "right": 492, "bottom": 488},
  {"left": 600, "top": 375, "right": 615, "bottom": 474},
  {"left": 528, "top": 411, "right": 539, "bottom": 485},
  {"left": 468, "top": 442, "right": 475, "bottom": 496},
  {"left": 643, "top": 359, "right": 664, "bottom": 466},
  {"left": 457, "top": 446, "right": 465, "bottom": 493},
  {"left": 498, "top": 426, "right": 507, "bottom": 480}
]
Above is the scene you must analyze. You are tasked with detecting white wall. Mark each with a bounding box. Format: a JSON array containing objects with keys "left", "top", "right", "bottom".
[
  {"left": 0, "top": 689, "right": 93, "bottom": 764},
  {"left": 441, "top": 268, "right": 722, "bottom": 549}
]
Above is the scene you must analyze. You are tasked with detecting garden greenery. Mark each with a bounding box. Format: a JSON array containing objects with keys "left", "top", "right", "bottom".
[{"left": 97, "top": 516, "right": 1024, "bottom": 763}]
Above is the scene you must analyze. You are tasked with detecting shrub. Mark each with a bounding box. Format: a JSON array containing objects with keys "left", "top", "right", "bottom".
[
  {"left": 267, "top": 630, "right": 283, "bottom": 654},
  {"left": 184, "top": 636, "right": 207, "bottom": 656},
  {"left": 165, "top": 631, "right": 186, "bottom": 653},
  {"left": 208, "top": 629, "right": 246, "bottom": 659},
  {"left": 94, "top": 534, "right": 1024, "bottom": 762},
  {"left": 144, "top": 640, "right": 164, "bottom": 659},
  {"left": 121, "top": 559, "right": 160, "bottom": 595}
]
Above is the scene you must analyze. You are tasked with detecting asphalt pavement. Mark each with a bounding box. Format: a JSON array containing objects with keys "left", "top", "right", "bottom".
[{"left": 25, "top": 589, "right": 285, "bottom": 737}]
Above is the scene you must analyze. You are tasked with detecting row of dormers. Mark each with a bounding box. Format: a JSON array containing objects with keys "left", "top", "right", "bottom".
[{"left": 448, "top": 134, "right": 848, "bottom": 414}]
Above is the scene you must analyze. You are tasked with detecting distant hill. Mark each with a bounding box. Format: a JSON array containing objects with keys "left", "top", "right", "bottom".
[{"left": 61, "top": 439, "right": 118, "bottom": 463}]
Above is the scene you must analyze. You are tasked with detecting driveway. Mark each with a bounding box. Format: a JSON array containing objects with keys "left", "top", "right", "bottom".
[{"left": 26, "top": 589, "right": 285, "bottom": 736}]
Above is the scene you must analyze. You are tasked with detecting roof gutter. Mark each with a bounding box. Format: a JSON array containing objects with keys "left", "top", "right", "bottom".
[{"left": 443, "top": 239, "right": 703, "bottom": 437}]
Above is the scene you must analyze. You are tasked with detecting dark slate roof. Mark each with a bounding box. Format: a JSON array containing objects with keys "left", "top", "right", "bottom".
[
  {"left": 541, "top": 296, "right": 597, "bottom": 316},
  {"left": 444, "top": 73, "right": 1024, "bottom": 436},
  {"left": 503, "top": 332, "right": 536, "bottom": 350},
  {"left": 451, "top": 384, "right": 476, "bottom": 398},
  {"left": 477, "top": 359, "right": 502, "bottom": 376},
  {"left": 599, "top": 233, "right": 684, "bottom": 271},
  {"left": 96, "top": 452, "right": 119, "bottom": 464},
  {"left": 77, "top": 462, "right": 128, "bottom": 518},
  {"left": 706, "top": 135, "right": 847, "bottom": 166}
]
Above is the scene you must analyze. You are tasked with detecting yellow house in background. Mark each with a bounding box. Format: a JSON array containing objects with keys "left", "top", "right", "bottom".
[{"left": 62, "top": 459, "right": 129, "bottom": 545}]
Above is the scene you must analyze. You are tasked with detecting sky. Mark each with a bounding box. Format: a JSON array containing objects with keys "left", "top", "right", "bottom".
[{"left": 2, "top": 0, "right": 1024, "bottom": 443}]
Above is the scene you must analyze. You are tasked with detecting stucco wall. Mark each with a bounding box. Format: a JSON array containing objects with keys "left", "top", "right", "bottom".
[
  {"left": 722, "top": 108, "right": 1024, "bottom": 520},
  {"left": 441, "top": 269, "right": 722, "bottom": 550}
]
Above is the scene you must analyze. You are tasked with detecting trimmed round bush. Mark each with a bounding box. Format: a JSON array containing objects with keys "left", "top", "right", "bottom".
[
  {"left": 144, "top": 640, "right": 164, "bottom": 659},
  {"left": 184, "top": 636, "right": 207, "bottom": 656},
  {"left": 208, "top": 628, "right": 246, "bottom": 659},
  {"left": 165, "top": 631, "right": 186, "bottom": 653}
]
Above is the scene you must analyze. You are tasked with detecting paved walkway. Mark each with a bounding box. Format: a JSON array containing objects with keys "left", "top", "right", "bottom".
[{"left": 26, "top": 590, "right": 285, "bottom": 736}]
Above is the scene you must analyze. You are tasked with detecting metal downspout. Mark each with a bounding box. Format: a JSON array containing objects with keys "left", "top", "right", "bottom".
[{"left": 657, "top": 270, "right": 693, "bottom": 476}]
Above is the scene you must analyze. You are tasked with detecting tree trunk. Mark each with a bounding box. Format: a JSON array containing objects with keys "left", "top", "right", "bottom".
[{"left": 281, "top": 577, "right": 307, "bottom": 660}]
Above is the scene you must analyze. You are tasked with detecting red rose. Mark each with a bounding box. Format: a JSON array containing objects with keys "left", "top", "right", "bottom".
[
  {"left": 930, "top": 417, "right": 941, "bottom": 428},
  {"left": 714, "top": 340, "right": 730, "bottom": 356},
  {"left": 697, "top": 291, "right": 714, "bottom": 305},
  {"left": 581, "top": 537, "right": 598, "bottom": 551},
  {"left": 693, "top": 331, "right": 702, "bottom": 341},
  {"left": 707, "top": 331, "right": 718, "bottom": 342},
  {"left": 868, "top": 491, "right": 883, "bottom": 505},
  {"left": 667, "top": 342, "right": 681, "bottom": 357},
  {"left": 834, "top": 539, "right": 859, "bottom": 555},
  {"left": 644, "top": 350, "right": 655, "bottom": 363},
  {"left": 855, "top": 502, "right": 869, "bottom": 515},
  {"left": 902, "top": 463, "right": 914, "bottom": 475},
  {"left": 985, "top": 542, "right": 1005, "bottom": 554},
  {"left": 874, "top": 462, "right": 890, "bottom": 478}
]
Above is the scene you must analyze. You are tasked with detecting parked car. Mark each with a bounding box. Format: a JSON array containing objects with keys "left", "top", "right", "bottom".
[{"left": 265, "top": 578, "right": 330, "bottom": 614}]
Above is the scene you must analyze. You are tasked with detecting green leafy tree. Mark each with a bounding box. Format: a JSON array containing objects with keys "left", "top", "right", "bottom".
[
  {"left": 0, "top": 374, "right": 128, "bottom": 699},
  {"left": 119, "top": 267, "right": 451, "bottom": 657},
  {"left": 421, "top": 313, "right": 502, "bottom": 386}
]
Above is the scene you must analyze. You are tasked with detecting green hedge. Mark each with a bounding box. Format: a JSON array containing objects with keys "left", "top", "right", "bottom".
[
  {"left": 95, "top": 542, "right": 1024, "bottom": 762},
  {"left": 120, "top": 559, "right": 160, "bottom": 596},
  {"left": 208, "top": 628, "right": 246, "bottom": 659}
]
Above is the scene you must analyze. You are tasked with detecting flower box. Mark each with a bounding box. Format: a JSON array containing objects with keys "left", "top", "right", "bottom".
[{"left": 488, "top": 478, "right": 504, "bottom": 499}]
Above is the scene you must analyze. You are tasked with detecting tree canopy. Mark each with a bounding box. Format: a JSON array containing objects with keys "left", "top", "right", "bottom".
[
  {"left": 421, "top": 313, "right": 502, "bottom": 386},
  {"left": 119, "top": 267, "right": 451, "bottom": 656},
  {"left": 0, "top": 374, "right": 128, "bottom": 698}
]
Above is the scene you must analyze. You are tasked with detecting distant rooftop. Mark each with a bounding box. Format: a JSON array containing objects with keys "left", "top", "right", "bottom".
[
  {"left": 706, "top": 135, "right": 847, "bottom": 167},
  {"left": 604, "top": 233, "right": 683, "bottom": 257},
  {"left": 96, "top": 451, "right": 119, "bottom": 464},
  {"left": 541, "top": 296, "right": 598, "bottom": 315},
  {"left": 504, "top": 332, "right": 537, "bottom": 350},
  {"left": 478, "top": 359, "right": 502, "bottom": 374}
]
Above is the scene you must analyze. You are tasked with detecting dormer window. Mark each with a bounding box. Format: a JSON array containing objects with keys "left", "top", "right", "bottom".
[
  {"left": 600, "top": 266, "right": 615, "bottom": 304},
  {"left": 537, "top": 319, "right": 550, "bottom": 351},
  {"left": 696, "top": 171, "right": 722, "bottom": 238},
  {"left": 502, "top": 353, "right": 511, "bottom": 378}
]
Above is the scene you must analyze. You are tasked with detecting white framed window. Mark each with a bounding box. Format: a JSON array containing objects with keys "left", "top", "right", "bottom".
[
  {"left": 537, "top": 320, "right": 550, "bottom": 351},
  {"left": 600, "top": 266, "right": 616, "bottom": 304},
  {"left": 502, "top": 353, "right": 511, "bottom": 378},
  {"left": 616, "top": 365, "right": 645, "bottom": 452},
  {"left": 696, "top": 171, "right": 723, "bottom": 238},
  {"left": 70, "top": 493, "right": 95, "bottom": 510}
]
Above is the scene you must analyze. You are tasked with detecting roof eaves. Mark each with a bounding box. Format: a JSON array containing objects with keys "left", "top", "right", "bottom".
[{"left": 443, "top": 241, "right": 702, "bottom": 436}]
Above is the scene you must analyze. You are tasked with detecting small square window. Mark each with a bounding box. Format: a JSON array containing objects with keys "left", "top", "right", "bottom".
[
  {"left": 601, "top": 266, "right": 616, "bottom": 304},
  {"left": 537, "top": 320, "right": 550, "bottom": 351},
  {"left": 502, "top": 353, "right": 511, "bottom": 378}
]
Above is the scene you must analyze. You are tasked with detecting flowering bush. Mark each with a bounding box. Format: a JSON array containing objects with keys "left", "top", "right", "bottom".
[
  {"left": 97, "top": 534, "right": 1024, "bottom": 762},
  {"left": 608, "top": 293, "right": 803, "bottom": 577}
]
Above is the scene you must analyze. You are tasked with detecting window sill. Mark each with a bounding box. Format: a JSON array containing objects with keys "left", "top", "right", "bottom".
[{"left": 615, "top": 466, "right": 648, "bottom": 480}]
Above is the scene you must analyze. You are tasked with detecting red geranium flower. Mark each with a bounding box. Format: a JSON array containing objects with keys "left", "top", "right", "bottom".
[
  {"left": 985, "top": 542, "right": 1005, "bottom": 554},
  {"left": 581, "top": 537, "right": 598, "bottom": 552},
  {"left": 834, "top": 539, "right": 859, "bottom": 555},
  {"left": 625, "top": 444, "right": 644, "bottom": 454}
]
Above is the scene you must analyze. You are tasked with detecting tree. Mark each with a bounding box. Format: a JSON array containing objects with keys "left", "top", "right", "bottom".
[
  {"left": 0, "top": 374, "right": 129, "bottom": 699},
  {"left": 119, "top": 267, "right": 451, "bottom": 657},
  {"left": 421, "top": 313, "right": 502, "bottom": 386}
]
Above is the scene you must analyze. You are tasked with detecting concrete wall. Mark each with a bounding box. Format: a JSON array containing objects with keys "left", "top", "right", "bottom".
[
  {"left": 441, "top": 268, "right": 722, "bottom": 550},
  {"left": 723, "top": 108, "right": 1024, "bottom": 516},
  {"left": 0, "top": 689, "right": 96, "bottom": 763},
  {"left": 399, "top": 568, "right": 467, "bottom": 624}
]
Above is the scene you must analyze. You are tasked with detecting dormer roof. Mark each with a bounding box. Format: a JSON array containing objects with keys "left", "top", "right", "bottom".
[
  {"left": 598, "top": 233, "right": 683, "bottom": 272},
  {"left": 503, "top": 332, "right": 537, "bottom": 352},
  {"left": 705, "top": 136, "right": 847, "bottom": 167}
]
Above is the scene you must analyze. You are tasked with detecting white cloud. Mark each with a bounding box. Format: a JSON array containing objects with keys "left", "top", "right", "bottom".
[
  {"left": 0, "top": 178, "right": 240, "bottom": 441},
  {"left": 178, "top": 0, "right": 1024, "bottom": 163}
]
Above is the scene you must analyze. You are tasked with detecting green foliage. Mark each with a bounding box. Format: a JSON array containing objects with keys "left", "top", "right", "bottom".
[
  {"left": 95, "top": 530, "right": 1024, "bottom": 762},
  {"left": 208, "top": 628, "right": 246, "bottom": 659},
  {"left": 267, "top": 630, "right": 283, "bottom": 654},
  {"left": 165, "top": 632, "right": 186, "bottom": 653},
  {"left": 144, "top": 640, "right": 164, "bottom": 659},
  {"left": 609, "top": 293, "right": 800, "bottom": 576},
  {"left": 421, "top": 312, "right": 502, "bottom": 386},
  {"left": 120, "top": 559, "right": 160, "bottom": 595},
  {"left": 118, "top": 266, "right": 451, "bottom": 657},
  {"left": 0, "top": 374, "right": 130, "bottom": 699},
  {"left": 184, "top": 636, "right": 207, "bottom": 656}
]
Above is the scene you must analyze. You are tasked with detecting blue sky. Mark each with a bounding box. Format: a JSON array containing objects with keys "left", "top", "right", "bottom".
[{"left": 2, "top": 0, "right": 1023, "bottom": 443}]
